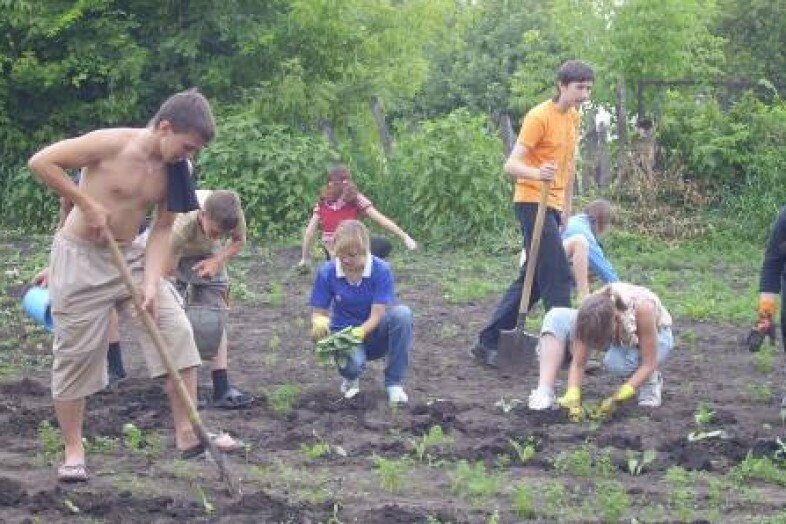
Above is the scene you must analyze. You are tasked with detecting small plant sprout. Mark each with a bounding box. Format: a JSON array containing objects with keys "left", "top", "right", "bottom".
[
  {"left": 38, "top": 420, "right": 62, "bottom": 462},
  {"left": 372, "top": 454, "right": 411, "bottom": 493},
  {"left": 301, "top": 431, "right": 332, "bottom": 459},
  {"left": 507, "top": 436, "right": 538, "bottom": 465},
  {"left": 449, "top": 460, "right": 505, "bottom": 502},
  {"left": 122, "top": 422, "right": 144, "bottom": 451},
  {"left": 693, "top": 402, "right": 715, "bottom": 429},
  {"left": 510, "top": 481, "right": 536, "bottom": 519},
  {"left": 194, "top": 486, "right": 215, "bottom": 515},
  {"left": 409, "top": 425, "right": 452, "bottom": 464},
  {"left": 626, "top": 449, "right": 657, "bottom": 475},
  {"left": 267, "top": 384, "right": 300, "bottom": 415}
]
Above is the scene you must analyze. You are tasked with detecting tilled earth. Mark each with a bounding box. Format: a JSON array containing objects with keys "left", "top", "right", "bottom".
[{"left": 1, "top": 244, "right": 786, "bottom": 522}]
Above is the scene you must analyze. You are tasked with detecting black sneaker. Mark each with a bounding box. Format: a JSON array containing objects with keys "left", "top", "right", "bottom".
[{"left": 469, "top": 342, "right": 498, "bottom": 368}]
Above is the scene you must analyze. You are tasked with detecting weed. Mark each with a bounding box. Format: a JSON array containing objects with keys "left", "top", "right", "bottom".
[
  {"left": 301, "top": 440, "right": 332, "bottom": 460},
  {"left": 268, "top": 333, "right": 281, "bottom": 351},
  {"left": 665, "top": 466, "right": 696, "bottom": 522},
  {"left": 693, "top": 402, "right": 715, "bottom": 429},
  {"left": 194, "top": 486, "right": 215, "bottom": 515},
  {"left": 83, "top": 435, "right": 117, "bottom": 454},
  {"left": 729, "top": 454, "right": 786, "bottom": 487},
  {"left": 122, "top": 422, "right": 144, "bottom": 451},
  {"left": 507, "top": 436, "right": 537, "bottom": 465},
  {"left": 38, "top": 420, "right": 62, "bottom": 463},
  {"left": 754, "top": 343, "right": 777, "bottom": 374},
  {"left": 409, "top": 425, "right": 452, "bottom": 464},
  {"left": 553, "top": 444, "right": 614, "bottom": 478},
  {"left": 63, "top": 498, "right": 80, "bottom": 514},
  {"left": 595, "top": 481, "right": 630, "bottom": 522},
  {"left": 626, "top": 449, "right": 657, "bottom": 476},
  {"left": 372, "top": 455, "right": 410, "bottom": 493},
  {"left": 486, "top": 509, "right": 500, "bottom": 524},
  {"left": 542, "top": 480, "right": 568, "bottom": 519},
  {"left": 449, "top": 460, "right": 505, "bottom": 503},
  {"left": 510, "top": 481, "right": 536, "bottom": 519},
  {"left": 267, "top": 384, "right": 300, "bottom": 415},
  {"left": 749, "top": 383, "right": 773, "bottom": 404}
]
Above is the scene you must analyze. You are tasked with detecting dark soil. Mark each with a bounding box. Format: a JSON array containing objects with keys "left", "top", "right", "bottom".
[{"left": 1, "top": 245, "right": 786, "bottom": 522}]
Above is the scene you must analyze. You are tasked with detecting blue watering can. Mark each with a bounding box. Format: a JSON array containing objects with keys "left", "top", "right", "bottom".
[{"left": 21, "top": 286, "right": 54, "bottom": 333}]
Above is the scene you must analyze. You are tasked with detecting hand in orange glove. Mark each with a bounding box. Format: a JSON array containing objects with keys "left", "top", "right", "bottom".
[{"left": 746, "top": 294, "right": 777, "bottom": 352}]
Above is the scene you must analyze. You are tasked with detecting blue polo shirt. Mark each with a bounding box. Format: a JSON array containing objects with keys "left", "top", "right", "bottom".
[
  {"left": 309, "top": 255, "right": 395, "bottom": 331},
  {"left": 561, "top": 214, "right": 619, "bottom": 284}
]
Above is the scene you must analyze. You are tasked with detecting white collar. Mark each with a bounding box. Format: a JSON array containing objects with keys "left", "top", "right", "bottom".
[{"left": 336, "top": 253, "right": 373, "bottom": 279}]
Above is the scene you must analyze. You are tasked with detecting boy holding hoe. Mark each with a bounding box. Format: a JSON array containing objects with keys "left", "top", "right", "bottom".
[
  {"left": 470, "top": 60, "right": 594, "bottom": 367},
  {"left": 28, "top": 88, "right": 241, "bottom": 483}
]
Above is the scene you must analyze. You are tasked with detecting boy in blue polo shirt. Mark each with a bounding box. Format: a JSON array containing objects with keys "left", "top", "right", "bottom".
[{"left": 309, "top": 220, "right": 412, "bottom": 404}]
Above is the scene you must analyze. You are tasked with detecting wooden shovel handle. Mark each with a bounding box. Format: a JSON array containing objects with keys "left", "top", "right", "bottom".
[
  {"left": 102, "top": 228, "right": 240, "bottom": 496},
  {"left": 517, "top": 181, "right": 551, "bottom": 323}
]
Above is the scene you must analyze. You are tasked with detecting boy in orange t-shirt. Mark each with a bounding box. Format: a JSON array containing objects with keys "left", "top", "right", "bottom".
[{"left": 471, "top": 60, "right": 594, "bottom": 367}]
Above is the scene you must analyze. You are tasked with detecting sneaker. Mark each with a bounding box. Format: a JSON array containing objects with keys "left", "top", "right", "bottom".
[
  {"left": 528, "top": 388, "right": 557, "bottom": 410},
  {"left": 386, "top": 385, "right": 409, "bottom": 405},
  {"left": 340, "top": 378, "right": 360, "bottom": 399},
  {"left": 469, "top": 342, "right": 498, "bottom": 368},
  {"left": 637, "top": 371, "right": 663, "bottom": 407}
]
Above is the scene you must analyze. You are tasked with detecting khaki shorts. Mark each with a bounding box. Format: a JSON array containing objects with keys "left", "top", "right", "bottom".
[{"left": 49, "top": 232, "right": 201, "bottom": 400}]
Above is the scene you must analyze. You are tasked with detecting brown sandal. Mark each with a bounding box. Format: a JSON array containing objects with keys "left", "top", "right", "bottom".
[{"left": 57, "top": 463, "right": 88, "bottom": 483}]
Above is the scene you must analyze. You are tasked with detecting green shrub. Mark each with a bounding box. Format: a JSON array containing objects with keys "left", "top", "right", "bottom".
[
  {"left": 198, "top": 109, "right": 338, "bottom": 241},
  {"left": 386, "top": 109, "right": 511, "bottom": 247},
  {"left": 0, "top": 164, "right": 59, "bottom": 231}
]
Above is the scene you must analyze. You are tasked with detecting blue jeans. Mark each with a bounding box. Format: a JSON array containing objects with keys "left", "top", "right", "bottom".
[
  {"left": 338, "top": 305, "right": 412, "bottom": 387},
  {"left": 603, "top": 328, "right": 674, "bottom": 377}
]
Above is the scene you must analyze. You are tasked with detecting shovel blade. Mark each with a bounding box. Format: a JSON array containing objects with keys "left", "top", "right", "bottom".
[{"left": 496, "top": 327, "right": 538, "bottom": 373}]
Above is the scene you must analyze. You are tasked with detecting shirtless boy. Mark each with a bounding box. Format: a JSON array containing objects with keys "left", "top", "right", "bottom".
[{"left": 28, "top": 89, "right": 239, "bottom": 482}]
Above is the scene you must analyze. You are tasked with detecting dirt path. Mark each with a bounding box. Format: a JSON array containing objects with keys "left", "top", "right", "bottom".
[{"left": 1, "top": 245, "right": 785, "bottom": 522}]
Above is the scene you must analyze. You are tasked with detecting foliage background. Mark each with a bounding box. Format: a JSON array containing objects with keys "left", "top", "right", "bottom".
[{"left": 1, "top": 0, "right": 784, "bottom": 245}]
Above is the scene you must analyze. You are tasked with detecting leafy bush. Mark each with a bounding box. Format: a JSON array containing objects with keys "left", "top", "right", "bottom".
[
  {"left": 197, "top": 109, "right": 338, "bottom": 241},
  {"left": 385, "top": 109, "right": 511, "bottom": 247},
  {"left": 0, "top": 164, "right": 59, "bottom": 231}
]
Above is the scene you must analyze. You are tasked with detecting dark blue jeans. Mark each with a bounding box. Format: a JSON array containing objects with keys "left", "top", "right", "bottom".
[
  {"left": 478, "top": 203, "right": 571, "bottom": 349},
  {"left": 338, "top": 304, "right": 412, "bottom": 387}
]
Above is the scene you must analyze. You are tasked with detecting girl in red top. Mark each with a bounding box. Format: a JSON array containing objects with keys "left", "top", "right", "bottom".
[{"left": 297, "top": 165, "right": 417, "bottom": 267}]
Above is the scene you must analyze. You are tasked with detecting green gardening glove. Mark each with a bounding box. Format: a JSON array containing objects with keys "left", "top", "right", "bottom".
[
  {"left": 598, "top": 383, "right": 636, "bottom": 419},
  {"left": 558, "top": 387, "right": 584, "bottom": 423}
]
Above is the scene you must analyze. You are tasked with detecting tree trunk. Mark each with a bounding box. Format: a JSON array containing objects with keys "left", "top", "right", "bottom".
[
  {"left": 318, "top": 118, "right": 338, "bottom": 149},
  {"left": 615, "top": 77, "right": 628, "bottom": 183},
  {"left": 499, "top": 112, "right": 516, "bottom": 157},
  {"left": 581, "top": 108, "right": 599, "bottom": 194},
  {"left": 596, "top": 121, "right": 611, "bottom": 187},
  {"left": 370, "top": 96, "right": 393, "bottom": 159}
]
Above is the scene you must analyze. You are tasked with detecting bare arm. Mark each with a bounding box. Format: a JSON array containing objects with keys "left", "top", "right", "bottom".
[
  {"left": 28, "top": 131, "right": 119, "bottom": 234},
  {"left": 364, "top": 207, "right": 416, "bottom": 248},
  {"left": 503, "top": 144, "right": 555, "bottom": 183},
  {"left": 299, "top": 213, "right": 320, "bottom": 264},
  {"left": 624, "top": 301, "right": 659, "bottom": 389},
  {"left": 566, "top": 338, "right": 588, "bottom": 389}
]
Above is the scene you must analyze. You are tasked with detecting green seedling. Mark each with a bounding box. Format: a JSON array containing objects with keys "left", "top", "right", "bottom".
[
  {"left": 754, "top": 344, "right": 776, "bottom": 374},
  {"left": 749, "top": 384, "right": 772, "bottom": 403},
  {"left": 510, "top": 481, "right": 536, "bottom": 519},
  {"left": 301, "top": 440, "right": 331, "bottom": 460},
  {"left": 314, "top": 327, "right": 362, "bottom": 365},
  {"left": 665, "top": 466, "right": 696, "bottom": 522},
  {"left": 507, "top": 436, "right": 538, "bottom": 465},
  {"left": 693, "top": 402, "right": 715, "bottom": 429},
  {"left": 372, "top": 454, "right": 411, "bottom": 493},
  {"left": 449, "top": 460, "right": 505, "bottom": 502},
  {"left": 626, "top": 449, "right": 657, "bottom": 475},
  {"left": 596, "top": 481, "right": 630, "bottom": 522},
  {"left": 83, "top": 435, "right": 117, "bottom": 454},
  {"left": 63, "top": 498, "right": 80, "bottom": 514},
  {"left": 122, "top": 422, "right": 144, "bottom": 451},
  {"left": 553, "top": 444, "right": 613, "bottom": 478},
  {"left": 409, "top": 425, "right": 452, "bottom": 464},
  {"left": 267, "top": 384, "right": 300, "bottom": 415},
  {"left": 731, "top": 454, "right": 786, "bottom": 486},
  {"left": 38, "top": 420, "right": 63, "bottom": 462},
  {"left": 194, "top": 486, "right": 215, "bottom": 515}
]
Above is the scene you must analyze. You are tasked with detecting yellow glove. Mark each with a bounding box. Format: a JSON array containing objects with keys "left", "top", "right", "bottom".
[
  {"left": 350, "top": 326, "right": 365, "bottom": 341},
  {"left": 599, "top": 383, "right": 636, "bottom": 418},
  {"left": 311, "top": 315, "right": 330, "bottom": 342},
  {"left": 558, "top": 387, "right": 584, "bottom": 423}
]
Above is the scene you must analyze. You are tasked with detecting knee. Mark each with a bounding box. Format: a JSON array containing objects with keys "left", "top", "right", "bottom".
[{"left": 388, "top": 305, "right": 413, "bottom": 326}]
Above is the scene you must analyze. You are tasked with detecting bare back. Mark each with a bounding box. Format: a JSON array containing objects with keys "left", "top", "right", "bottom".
[{"left": 51, "top": 128, "right": 168, "bottom": 242}]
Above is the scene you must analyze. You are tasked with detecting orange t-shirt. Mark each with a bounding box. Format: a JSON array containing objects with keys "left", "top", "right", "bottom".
[{"left": 512, "top": 100, "right": 580, "bottom": 209}]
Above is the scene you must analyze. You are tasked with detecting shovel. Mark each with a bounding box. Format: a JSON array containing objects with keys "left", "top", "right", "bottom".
[
  {"left": 496, "top": 180, "right": 551, "bottom": 373},
  {"left": 103, "top": 228, "right": 241, "bottom": 497}
]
